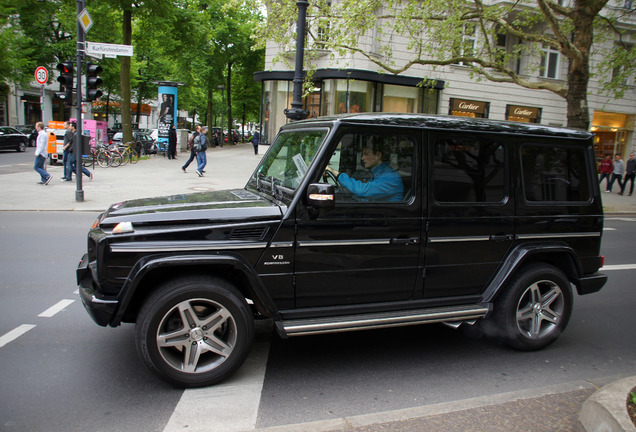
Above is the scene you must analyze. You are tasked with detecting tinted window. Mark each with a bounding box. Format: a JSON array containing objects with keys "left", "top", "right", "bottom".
[
  {"left": 433, "top": 137, "right": 505, "bottom": 203},
  {"left": 521, "top": 144, "right": 590, "bottom": 202}
]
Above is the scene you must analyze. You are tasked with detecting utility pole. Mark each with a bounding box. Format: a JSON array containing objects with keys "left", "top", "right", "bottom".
[
  {"left": 75, "top": 0, "right": 85, "bottom": 202},
  {"left": 284, "top": 0, "right": 309, "bottom": 121}
]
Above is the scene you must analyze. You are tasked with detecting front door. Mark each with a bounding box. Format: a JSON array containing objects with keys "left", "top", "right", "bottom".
[{"left": 294, "top": 127, "right": 422, "bottom": 308}]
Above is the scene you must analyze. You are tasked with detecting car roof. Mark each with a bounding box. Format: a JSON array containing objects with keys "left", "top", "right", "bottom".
[{"left": 282, "top": 113, "right": 593, "bottom": 140}]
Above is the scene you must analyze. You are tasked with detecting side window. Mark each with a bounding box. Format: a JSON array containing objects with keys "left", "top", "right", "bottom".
[
  {"left": 326, "top": 132, "right": 415, "bottom": 203},
  {"left": 433, "top": 137, "right": 506, "bottom": 203},
  {"left": 521, "top": 144, "right": 591, "bottom": 202}
]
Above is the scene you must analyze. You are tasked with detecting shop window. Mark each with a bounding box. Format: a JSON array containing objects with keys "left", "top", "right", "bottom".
[
  {"left": 449, "top": 98, "right": 489, "bottom": 118},
  {"left": 433, "top": 137, "right": 506, "bottom": 203},
  {"left": 506, "top": 105, "right": 542, "bottom": 123},
  {"left": 521, "top": 144, "right": 590, "bottom": 202},
  {"left": 381, "top": 84, "right": 417, "bottom": 113},
  {"left": 540, "top": 44, "right": 560, "bottom": 79}
]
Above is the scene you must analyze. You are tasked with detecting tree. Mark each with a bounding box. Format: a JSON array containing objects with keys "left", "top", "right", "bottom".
[{"left": 256, "top": 0, "right": 636, "bottom": 130}]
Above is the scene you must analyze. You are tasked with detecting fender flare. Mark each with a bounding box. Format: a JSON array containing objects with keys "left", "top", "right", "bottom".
[
  {"left": 110, "top": 253, "right": 280, "bottom": 326},
  {"left": 480, "top": 242, "right": 582, "bottom": 305}
]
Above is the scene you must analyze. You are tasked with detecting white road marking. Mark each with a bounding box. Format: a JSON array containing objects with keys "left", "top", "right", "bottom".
[
  {"left": 163, "top": 341, "right": 270, "bottom": 432},
  {"left": 0, "top": 324, "right": 36, "bottom": 348},
  {"left": 601, "top": 264, "right": 636, "bottom": 271},
  {"left": 38, "top": 299, "right": 75, "bottom": 318}
]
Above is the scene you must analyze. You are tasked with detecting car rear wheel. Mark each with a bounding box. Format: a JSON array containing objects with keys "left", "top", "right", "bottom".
[
  {"left": 136, "top": 276, "right": 254, "bottom": 388},
  {"left": 491, "top": 263, "right": 572, "bottom": 351}
]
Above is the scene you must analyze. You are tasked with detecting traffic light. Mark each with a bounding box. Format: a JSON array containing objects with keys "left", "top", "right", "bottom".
[
  {"left": 85, "top": 62, "right": 103, "bottom": 101},
  {"left": 55, "top": 62, "right": 74, "bottom": 105}
]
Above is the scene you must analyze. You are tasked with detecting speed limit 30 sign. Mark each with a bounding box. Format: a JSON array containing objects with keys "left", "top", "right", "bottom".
[{"left": 35, "top": 66, "right": 49, "bottom": 85}]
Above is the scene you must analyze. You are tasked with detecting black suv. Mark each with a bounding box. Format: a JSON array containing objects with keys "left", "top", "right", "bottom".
[{"left": 77, "top": 114, "right": 606, "bottom": 388}]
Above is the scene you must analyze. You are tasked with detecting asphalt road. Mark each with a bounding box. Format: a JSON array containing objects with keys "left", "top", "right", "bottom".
[{"left": 0, "top": 151, "right": 635, "bottom": 431}]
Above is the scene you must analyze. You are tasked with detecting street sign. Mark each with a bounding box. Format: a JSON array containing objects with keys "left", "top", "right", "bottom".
[
  {"left": 86, "top": 42, "right": 133, "bottom": 57},
  {"left": 78, "top": 8, "right": 94, "bottom": 33},
  {"left": 34, "top": 66, "right": 48, "bottom": 85}
]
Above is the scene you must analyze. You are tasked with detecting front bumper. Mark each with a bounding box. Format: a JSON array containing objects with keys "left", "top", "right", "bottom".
[{"left": 77, "top": 254, "right": 119, "bottom": 327}]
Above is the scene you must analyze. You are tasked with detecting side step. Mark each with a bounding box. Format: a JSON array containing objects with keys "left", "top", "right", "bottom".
[{"left": 281, "top": 304, "right": 490, "bottom": 337}]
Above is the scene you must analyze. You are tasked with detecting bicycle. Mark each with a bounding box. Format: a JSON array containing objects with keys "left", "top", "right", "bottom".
[{"left": 119, "top": 142, "right": 139, "bottom": 165}]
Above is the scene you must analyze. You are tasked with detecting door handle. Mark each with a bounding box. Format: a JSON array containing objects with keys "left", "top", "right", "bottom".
[
  {"left": 489, "top": 234, "right": 513, "bottom": 242},
  {"left": 390, "top": 237, "right": 419, "bottom": 245}
]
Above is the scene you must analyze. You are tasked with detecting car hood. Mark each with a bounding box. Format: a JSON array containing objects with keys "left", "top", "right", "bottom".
[{"left": 100, "top": 189, "right": 283, "bottom": 226}]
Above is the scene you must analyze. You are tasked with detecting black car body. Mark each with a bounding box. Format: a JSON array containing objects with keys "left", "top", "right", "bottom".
[
  {"left": 111, "top": 131, "right": 157, "bottom": 155},
  {"left": 0, "top": 126, "right": 28, "bottom": 152},
  {"left": 78, "top": 114, "right": 606, "bottom": 388},
  {"left": 13, "top": 125, "right": 37, "bottom": 147}
]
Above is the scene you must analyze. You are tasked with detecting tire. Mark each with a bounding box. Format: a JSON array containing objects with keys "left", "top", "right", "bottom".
[
  {"left": 129, "top": 149, "right": 139, "bottom": 164},
  {"left": 110, "top": 152, "right": 123, "bottom": 167},
  {"left": 135, "top": 276, "right": 254, "bottom": 388},
  {"left": 97, "top": 151, "right": 110, "bottom": 167},
  {"left": 490, "top": 263, "right": 573, "bottom": 351}
]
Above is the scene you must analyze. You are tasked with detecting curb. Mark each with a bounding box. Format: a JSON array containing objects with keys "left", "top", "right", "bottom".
[{"left": 579, "top": 376, "right": 636, "bottom": 432}]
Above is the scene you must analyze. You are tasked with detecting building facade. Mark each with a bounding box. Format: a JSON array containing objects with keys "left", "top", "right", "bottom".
[{"left": 255, "top": 1, "right": 636, "bottom": 164}]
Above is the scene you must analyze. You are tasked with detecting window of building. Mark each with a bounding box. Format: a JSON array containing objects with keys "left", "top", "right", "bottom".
[
  {"left": 612, "top": 43, "right": 633, "bottom": 85},
  {"left": 540, "top": 44, "right": 560, "bottom": 79},
  {"left": 380, "top": 84, "right": 417, "bottom": 113},
  {"left": 520, "top": 144, "right": 591, "bottom": 202},
  {"left": 454, "top": 23, "right": 477, "bottom": 66},
  {"left": 325, "top": 132, "right": 415, "bottom": 203},
  {"left": 433, "top": 137, "right": 506, "bottom": 203},
  {"left": 449, "top": 98, "right": 489, "bottom": 118}
]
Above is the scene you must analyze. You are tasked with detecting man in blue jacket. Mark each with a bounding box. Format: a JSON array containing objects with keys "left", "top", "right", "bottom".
[{"left": 325, "top": 140, "right": 403, "bottom": 202}]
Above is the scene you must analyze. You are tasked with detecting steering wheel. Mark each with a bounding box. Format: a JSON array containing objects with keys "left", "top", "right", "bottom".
[{"left": 323, "top": 169, "right": 340, "bottom": 186}]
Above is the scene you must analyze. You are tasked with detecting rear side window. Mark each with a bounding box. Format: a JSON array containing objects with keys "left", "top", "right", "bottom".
[
  {"left": 520, "top": 144, "right": 591, "bottom": 202},
  {"left": 433, "top": 137, "right": 506, "bottom": 203}
]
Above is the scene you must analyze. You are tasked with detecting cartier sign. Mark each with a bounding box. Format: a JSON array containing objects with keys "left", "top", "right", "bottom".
[
  {"left": 451, "top": 98, "right": 488, "bottom": 114},
  {"left": 508, "top": 105, "right": 540, "bottom": 119}
]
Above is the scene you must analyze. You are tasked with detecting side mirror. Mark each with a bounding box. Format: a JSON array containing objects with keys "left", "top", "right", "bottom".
[{"left": 307, "top": 183, "right": 335, "bottom": 209}]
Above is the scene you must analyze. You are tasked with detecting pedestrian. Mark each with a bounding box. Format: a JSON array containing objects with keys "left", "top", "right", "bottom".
[
  {"left": 621, "top": 152, "right": 636, "bottom": 196},
  {"left": 250, "top": 131, "right": 260, "bottom": 155},
  {"left": 33, "top": 122, "right": 52, "bottom": 185},
  {"left": 67, "top": 122, "right": 93, "bottom": 181},
  {"left": 168, "top": 124, "right": 177, "bottom": 159},
  {"left": 182, "top": 126, "right": 200, "bottom": 173},
  {"left": 608, "top": 153, "right": 624, "bottom": 193},
  {"left": 61, "top": 121, "right": 73, "bottom": 181},
  {"left": 195, "top": 127, "right": 209, "bottom": 177},
  {"left": 598, "top": 154, "right": 613, "bottom": 192}
]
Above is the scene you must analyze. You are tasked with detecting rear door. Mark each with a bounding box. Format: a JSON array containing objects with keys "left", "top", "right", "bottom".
[{"left": 424, "top": 132, "right": 514, "bottom": 299}]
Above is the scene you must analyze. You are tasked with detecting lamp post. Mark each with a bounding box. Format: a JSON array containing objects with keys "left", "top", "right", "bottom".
[{"left": 284, "top": 0, "right": 310, "bottom": 121}]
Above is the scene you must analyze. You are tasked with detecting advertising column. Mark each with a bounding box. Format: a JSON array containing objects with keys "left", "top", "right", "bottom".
[{"left": 157, "top": 85, "right": 178, "bottom": 152}]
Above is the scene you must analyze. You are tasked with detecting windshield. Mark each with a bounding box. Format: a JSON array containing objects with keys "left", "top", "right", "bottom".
[{"left": 251, "top": 128, "right": 329, "bottom": 198}]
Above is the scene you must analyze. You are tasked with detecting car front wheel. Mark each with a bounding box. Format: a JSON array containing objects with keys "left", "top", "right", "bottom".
[
  {"left": 491, "top": 263, "right": 572, "bottom": 351},
  {"left": 136, "top": 276, "right": 254, "bottom": 388}
]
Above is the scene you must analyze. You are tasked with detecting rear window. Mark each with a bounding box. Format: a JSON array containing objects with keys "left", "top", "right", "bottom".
[{"left": 520, "top": 144, "right": 591, "bottom": 202}]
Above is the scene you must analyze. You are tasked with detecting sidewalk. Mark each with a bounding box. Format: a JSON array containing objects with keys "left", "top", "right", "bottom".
[
  {"left": 1, "top": 143, "right": 634, "bottom": 431},
  {"left": 1, "top": 143, "right": 263, "bottom": 212}
]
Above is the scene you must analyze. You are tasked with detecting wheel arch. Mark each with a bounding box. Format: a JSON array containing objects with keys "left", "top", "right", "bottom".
[
  {"left": 481, "top": 242, "right": 582, "bottom": 306},
  {"left": 111, "top": 254, "right": 280, "bottom": 326}
]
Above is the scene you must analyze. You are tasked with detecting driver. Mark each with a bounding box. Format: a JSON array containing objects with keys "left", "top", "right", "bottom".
[{"left": 325, "top": 139, "right": 403, "bottom": 202}]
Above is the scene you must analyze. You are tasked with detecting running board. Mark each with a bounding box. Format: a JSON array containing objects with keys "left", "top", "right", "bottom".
[{"left": 281, "top": 304, "right": 489, "bottom": 337}]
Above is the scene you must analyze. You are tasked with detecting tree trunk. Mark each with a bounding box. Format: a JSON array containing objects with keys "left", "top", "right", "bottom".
[
  {"left": 207, "top": 86, "right": 213, "bottom": 132},
  {"left": 120, "top": 8, "right": 133, "bottom": 142},
  {"left": 226, "top": 61, "right": 233, "bottom": 144}
]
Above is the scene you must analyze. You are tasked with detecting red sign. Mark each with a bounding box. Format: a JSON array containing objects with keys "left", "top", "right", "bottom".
[{"left": 35, "top": 66, "right": 48, "bottom": 85}]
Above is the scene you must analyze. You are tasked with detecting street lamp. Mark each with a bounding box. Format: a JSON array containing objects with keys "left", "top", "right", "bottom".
[{"left": 284, "top": 0, "right": 310, "bottom": 121}]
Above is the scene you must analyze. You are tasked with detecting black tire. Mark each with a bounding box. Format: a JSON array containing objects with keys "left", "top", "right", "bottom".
[
  {"left": 135, "top": 276, "right": 254, "bottom": 388},
  {"left": 490, "top": 263, "right": 573, "bottom": 351}
]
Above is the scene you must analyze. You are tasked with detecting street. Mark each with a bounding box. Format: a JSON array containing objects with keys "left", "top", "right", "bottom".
[{"left": 0, "top": 151, "right": 635, "bottom": 431}]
